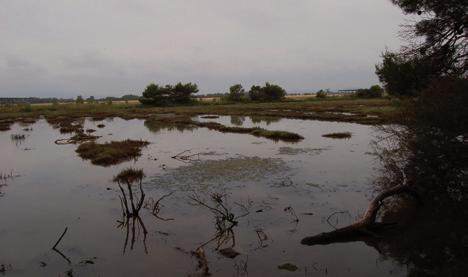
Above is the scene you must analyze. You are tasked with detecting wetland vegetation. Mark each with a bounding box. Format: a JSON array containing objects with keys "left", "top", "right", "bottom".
[
  {"left": 1, "top": 0, "right": 467, "bottom": 276},
  {"left": 76, "top": 140, "right": 150, "bottom": 166}
]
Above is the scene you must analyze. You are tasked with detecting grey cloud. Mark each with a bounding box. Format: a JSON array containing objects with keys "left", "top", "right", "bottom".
[{"left": 0, "top": 0, "right": 405, "bottom": 97}]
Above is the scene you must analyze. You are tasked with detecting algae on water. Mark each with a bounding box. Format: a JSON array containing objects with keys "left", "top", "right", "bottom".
[
  {"left": 151, "top": 156, "right": 289, "bottom": 189},
  {"left": 277, "top": 147, "right": 327, "bottom": 156}
]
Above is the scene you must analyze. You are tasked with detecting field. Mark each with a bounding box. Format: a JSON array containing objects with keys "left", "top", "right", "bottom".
[{"left": 0, "top": 97, "right": 397, "bottom": 126}]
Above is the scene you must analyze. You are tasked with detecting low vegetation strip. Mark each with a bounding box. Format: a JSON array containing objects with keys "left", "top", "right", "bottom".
[
  {"left": 0, "top": 98, "right": 396, "bottom": 126},
  {"left": 322, "top": 132, "right": 352, "bottom": 139},
  {"left": 76, "top": 139, "right": 150, "bottom": 166},
  {"left": 146, "top": 116, "right": 304, "bottom": 142}
]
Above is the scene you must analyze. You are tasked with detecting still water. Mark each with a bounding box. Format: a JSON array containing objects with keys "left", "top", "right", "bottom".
[{"left": 0, "top": 115, "right": 407, "bottom": 276}]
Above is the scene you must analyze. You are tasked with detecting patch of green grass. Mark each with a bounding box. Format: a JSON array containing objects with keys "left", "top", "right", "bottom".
[
  {"left": 322, "top": 132, "right": 352, "bottom": 139},
  {"left": 76, "top": 139, "right": 150, "bottom": 166}
]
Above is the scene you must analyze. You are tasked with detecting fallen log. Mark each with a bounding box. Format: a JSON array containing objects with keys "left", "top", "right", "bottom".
[{"left": 301, "top": 184, "right": 419, "bottom": 245}]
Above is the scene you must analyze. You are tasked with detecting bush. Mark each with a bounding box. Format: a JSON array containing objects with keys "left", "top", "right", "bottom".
[
  {"left": 76, "top": 95, "right": 84, "bottom": 104},
  {"left": 140, "top": 82, "right": 199, "bottom": 106},
  {"left": 248, "top": 82, "right": 286, "bottom": 101},
  {"left": 354, "top": 85, "right": 384, "bottom": 98},
  {"left": 316, "top": 90, "right": 327, "bottom": 98},
  {"left": 18, "top": 103, "right": 32, "bottom": 112}
]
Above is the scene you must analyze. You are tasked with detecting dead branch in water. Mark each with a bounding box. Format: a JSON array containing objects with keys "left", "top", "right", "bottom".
[
  {"left": 52, "top": 227, "right": 71, "bottom": 264},
  {"left": 172, "top": 149, "right": 201, "bottom": 163},
  {"left": 144, "top": 191, "right": 175, "bottom": 221},
  {"left": 189, "top": 192, "right": 248, "bottom": 250},
  {"left": 301, "top": 184, "right": 419, "bottom": 245}
]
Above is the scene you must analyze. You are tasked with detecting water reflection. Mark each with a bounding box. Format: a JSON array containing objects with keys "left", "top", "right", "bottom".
[
  {"left": 372, "top": 124, "right": 468, "bottom": 277},
  {"left": 0, "top": 117, "right": 427, "bottom": 276},
  {"left": 10, "top": 134, "right": 26, "bottom": 146},
  {"left": 144, "top": 118, "right": 195, "bottom": 133},
  {"left": 230, "top": 115, "right": 245, "bottom": 126},
  {"left": 250, "top": 116, "right": 281, "bottom": 125},
  {"left": 113, "top": 169, "right": 148, "bottom": 254}
]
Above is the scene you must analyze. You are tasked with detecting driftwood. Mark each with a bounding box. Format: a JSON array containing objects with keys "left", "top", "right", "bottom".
[{"left": 301, "top": 184, "right": 419, "bottom": 245}]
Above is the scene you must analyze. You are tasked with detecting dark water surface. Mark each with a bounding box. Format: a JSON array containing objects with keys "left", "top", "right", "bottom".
[{"left": 0, "top": 116, "right": 408, "bottom": 276}]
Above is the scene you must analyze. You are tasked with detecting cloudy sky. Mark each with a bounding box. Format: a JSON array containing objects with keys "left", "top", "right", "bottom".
[{"left": 0, "top": 0, "right": 406, "bottom": 98}]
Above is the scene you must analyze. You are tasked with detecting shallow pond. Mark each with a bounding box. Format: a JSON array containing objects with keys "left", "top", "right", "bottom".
[{"left": 0, "top": 115, "right": 408, "bottom": 276}]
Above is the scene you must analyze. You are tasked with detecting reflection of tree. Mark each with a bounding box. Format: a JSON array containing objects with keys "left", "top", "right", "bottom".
[
  {"left": 230, "top": 116, "right": 245, "bottom": 126},
  {"left": 113, "top": 168, "right": 148, "bottom": 254},
  {"left": 376, "top": 199, "right": 468, "bottom": 277},
  {"left": 144, "top": 118, "right": 196, "bottom": 133},
  {"left": 303, "top": 123, "right": 468, "bottom": 276},
  {"left": 372, "top": 125, "right": 468, "bottom": 276},
  {"left": 250, "top": 116, "right": 281, "bottom": 126}
]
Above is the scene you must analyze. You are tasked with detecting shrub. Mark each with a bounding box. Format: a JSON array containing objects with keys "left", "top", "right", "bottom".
[
  {"left": 76, "top": 96, "right": 84, "bottom": 104},
  {"left": 316, "top": 90, "right": 327, "bottom": 99},
  {"left": 18, "top": 103, "right": 32, "bottom": 112},
  {"left": 355, "top": 85, "right": 384, "bottom": 98},
  {"left": 248, "top": 82, "right": 286, "bottom": 101}
]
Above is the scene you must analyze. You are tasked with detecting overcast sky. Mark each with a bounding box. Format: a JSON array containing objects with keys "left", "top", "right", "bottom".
[{"left": 0, "top": 0, "right": 406, "bottom": 98}]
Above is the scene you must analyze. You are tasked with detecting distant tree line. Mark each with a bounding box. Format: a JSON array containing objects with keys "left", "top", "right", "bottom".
[
  {"left": 139, "top": 82, "right": 199, "bottom": 106},
  {"left": 0, "top": 94, "right": 141, "bottom": 105},
  {"left": 225, "top": 82, "right": 286, "bottom": 102},
  {"left": 139, "top": 82, "right": 287, "bottom": 106}
]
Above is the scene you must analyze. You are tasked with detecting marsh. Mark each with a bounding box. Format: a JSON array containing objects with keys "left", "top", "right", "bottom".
[
  {"left": 2, "top": 114, "right": 459, "bottom": 276},
  {"left": 0, "top": 113, "right": 405, "bottom": 276}
]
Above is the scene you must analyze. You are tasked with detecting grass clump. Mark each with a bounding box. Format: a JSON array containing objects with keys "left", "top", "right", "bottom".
[
  {"left": 322, "top": 132, "right": 352, "bottom": 139},
  {"left": 113, "top": 168, "right": 145, "bottom": 184},
  {"left": 250, "top": 128, "right": 303, "bottom": 142},
  {"left": 76, "top": 139, "right": 150, "bottom": 166}
]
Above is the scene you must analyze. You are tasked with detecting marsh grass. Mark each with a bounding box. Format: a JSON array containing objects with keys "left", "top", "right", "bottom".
[
  {"left": 76, "top": 139, "right": 150, "bottom": 166},
  {"left": 322, "top": 132, "right": 352, "bottom": 139}
]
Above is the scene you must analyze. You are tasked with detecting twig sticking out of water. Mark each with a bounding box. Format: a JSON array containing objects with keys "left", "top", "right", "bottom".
[
  {"left": 52, "top": 227, "right": 68, "bottom": 249},
  {"left": 52, "top": 227, "right": 71, "bottom": 264}
]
